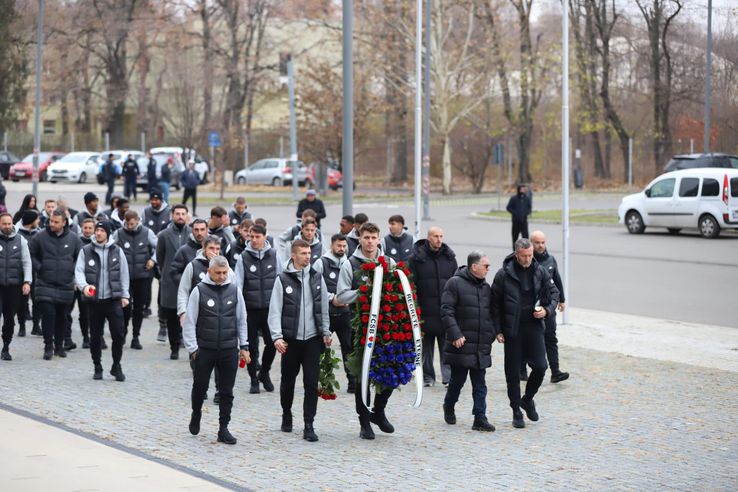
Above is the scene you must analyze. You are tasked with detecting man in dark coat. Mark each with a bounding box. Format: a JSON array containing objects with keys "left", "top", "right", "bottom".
[
  {"left": 441, "top": 251, "right": 496, "bottom": 432},
  {"left": 170, "top": 218, "right": 209, "bottom": 291},
  {"left": 29, "top": 210, "right": 82, "bottom": 360},
  {"left": 491, "top": 238, "right": 559, "bottom": 429},
  {"left": 122, "top": 154, "right": 139, "bottom": 200},
  {"left": 408, "top": 226, "right": 457, "bottom": 386},
  {"left": 145, "top": 153, "right": 158, "bottom": 194},
  {"left": 506, "top": 184, "right": 532, "bottom": 250},
  {"left": 180, "top": 161, "right": 200, "bottom": 216},
  {"left": 295, "top": 189, "right": 326, "bottom": 228},
  {"left": 102, "top": 153, "right": 119, "bottom": 205}
]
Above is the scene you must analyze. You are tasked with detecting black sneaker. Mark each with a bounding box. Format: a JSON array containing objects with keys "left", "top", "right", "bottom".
[
  {"left": 258, "top": 371, "right": 275, "bottom": 392},
  {"left": 110, "top": 364, "right": 126, "bottom": 382},
  {"left": 43, "top": 344, "right": 53, "bottom": 360},
  {"left": 18, "top": 325, "right": 26, "bottom": 337},
  {"left": 1, "top": 347, "right": 12, "bottom": 361},
  {"left": 551, "top": 370, "right": 570, "bottom": 383},
  {"left": 303, "top": 423, "right": 319, "bottom": 442},
  {"left": 82, "top": 337, "right": 90, "bottom": 349},
  {"left": 217, "top": 427, "right": 237, "bottom": 445},
  {"left": 64, "top": 340, "right": 77, "bottom": 351},
  {"left": 130, "top": 337, "right": 142, "bottom": 350},
  {"left": 443, "top": 403, "right": 456, "bottom": 425},
  {"left": 101, "top": 338, "right": 108, "bottom": 350},
  {"left": 189, "top": 411, "right": 201, "bottom": 435},
  {"left": 520, "top": 397, "right": 539, "bottom": 421},
  {"left": 281, "top": 412, "right": 293, "bottom": 433},
  {"left": 156, "top": 326, "right": 167, "bottom": 342},
  {"left": 143, "top": 307, "right": 152, "bottom": 318},
  {"left": 369, "top": 410, "right": 395, "bottom": 434},
  {"left": 54, "top": 346, "right": 67, "bottom": 358},
  {"left": 93, "top": 365, "right": 103, "bottom": 380},
  {"left": 249, "top": 380, "right": 260, "bottom": 394},
  {"left": 472, "top": 416, "right": 496, "bottom": 432},
  {"left": 423, "top": 379, "right": 434, "bottom": 387},
  {"left": 170, "top": 349, "right": 179, "bottom": 360},
  {"left": 512, "top": 410, "right": 526, "bottom": 428},
  {"left": 359, "top": 422, "right": 375, "bottom": 440},
  {"left": 31, "top": 325, "right": 42, "bottom": 336}
]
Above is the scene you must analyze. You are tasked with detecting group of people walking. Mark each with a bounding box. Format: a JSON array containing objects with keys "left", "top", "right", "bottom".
[{"left": 0, "top": 187, "right": 570, "bottom": 445}]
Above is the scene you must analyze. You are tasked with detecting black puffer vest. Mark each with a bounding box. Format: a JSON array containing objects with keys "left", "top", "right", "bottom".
[
  {"left": 83, "top": 243, "right": 124, "bottom": 300},
  {"left": 195, "top": 282, "right": 239, "bottom": 350},
  {"left": 117, "top": 226, "right": 153, "bottom": 279},
  {"left": 0, "top": 234, "right": 24, "bottom": 286},
  {"left": 190, "top": 258, "right": 210, "bottom": 292},
  {"left": 384, "top": 233, "right": 413, "bottom": 262},
  {"left": 143, "top": 205, "right": 171, "bottom": 234},
  {"left": 33, "top": 227, "right": 80, "bottom": 303},
  {"left": 278, "top": 268, "right": 323, "bottom": 339},
  {"left": 240, "top": 248, "right": 277, "bottom": 310},
  {"left": 321, "top": 257, "right": 349, "bottom": 315}
]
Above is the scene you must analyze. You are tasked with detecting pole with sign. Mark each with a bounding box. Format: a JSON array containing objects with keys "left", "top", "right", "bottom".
[{"left": 208, "top": 131, "right": 222, "bottom": 199}]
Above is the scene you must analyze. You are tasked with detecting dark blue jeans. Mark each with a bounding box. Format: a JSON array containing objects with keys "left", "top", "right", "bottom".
[{"left": 444, "top": 366, "right": 488, "bottom": 418}]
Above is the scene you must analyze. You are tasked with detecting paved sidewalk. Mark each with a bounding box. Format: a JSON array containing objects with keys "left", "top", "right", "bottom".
[{"left": 0, "top": 308, "right": 736, "bottom": 491}]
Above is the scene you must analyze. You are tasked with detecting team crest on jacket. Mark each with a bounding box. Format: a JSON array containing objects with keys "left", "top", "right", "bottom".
[
  {"left": 206, "top": 299, "right": 215, "bottom": 307},
  {"left": 148, "top": 220, "right": 154, "bottom": 226},
  {"left": 249, "top": 265, "right": 257, "bottom": 272},
  {"left": 88, "top": 259, "right": 95, "bottom": 266},
  {"left": 124, "top": 242, "right": 130, "bottom": 248},
  {"left": 329, "top": 272, "right": 336, "bottom": 279},
  {"left": 285, "top": 286, "right": 293, "bottom": 294},
  {"left": 199, "top": 272, "right": 207, "bottom": 281}
]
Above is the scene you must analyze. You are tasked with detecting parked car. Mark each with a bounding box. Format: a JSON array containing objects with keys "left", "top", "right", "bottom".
[
  {"left": 47, "top": 151, "right": 101, "bottom": 184},
  {"left": 95, "top": 150, "right": 144, "bottom": 182},
  {"left": 618, "top": 168, "right": 738, "bottom": 238},
  {"left": 234, "top": 158, "right": 312, "bottom": 187},
  {"left": 308, "top": 163, "right": 344, "bottom": 191},
  {"left": 136, "top": 153, "right": 184, "bottom": 191},
  {"left": 9, "top": 152, "right": 65, "bottom": 182},
  {"left": 663, "top": 153, "right": 738, "bottom": 173},
  {"left": 150, "top": 146, "right": 210, "bottom": 183},
  {"left": 0, "top": 151, "right": 21, "bottom": 179}
]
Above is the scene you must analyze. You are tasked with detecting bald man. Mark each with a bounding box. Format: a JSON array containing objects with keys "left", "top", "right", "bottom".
[
  {"left": 525, "top": 231, "right": 568, "bottom": 383},
  {"left": 409, "top": 226, "right": 458, "bottom": 386}
]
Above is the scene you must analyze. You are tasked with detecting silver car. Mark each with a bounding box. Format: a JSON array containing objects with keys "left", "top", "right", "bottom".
[{"left": 234, "top": 158, "right": 312, "bottom": 186}]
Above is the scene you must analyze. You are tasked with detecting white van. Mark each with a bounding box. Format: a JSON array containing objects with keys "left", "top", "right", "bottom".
[{"left": 618, "top": 168, "right": 738, "bottom": 238}]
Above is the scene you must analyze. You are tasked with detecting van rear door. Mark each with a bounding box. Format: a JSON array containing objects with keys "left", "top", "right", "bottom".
[{"left": 729, "top": 176, "right": 738, "bottom": 223}]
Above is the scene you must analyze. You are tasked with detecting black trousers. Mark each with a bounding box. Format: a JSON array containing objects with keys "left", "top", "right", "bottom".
[
  {"left": 422, "top": 331, "right": 451, "bottom": 384},
  {"left": 76, "top": 291, "right": 91, "bottom": 340},
  {"left": 280, "top": 336, "right": 323, "bottom": 424},
  {"left": 329, "top": 312, "right": 353, "bottom": 378},
  {"left": 89, "top": 299, "right": 125, "bottom": 366},
  {"left": 17, "top": 282, "right": 40, "bottom": 329},
  {"left": 124, "top": 176, "right": 137, "bottom": 200},
  {"left": 355, "top": 381, "right": 393, "bottom": 425},
  {"left": 143, "top": 277, "right": 153, "bottom": 310},
  {"left": 40, "top": 301, "right": 69, "bottom": 347},
  {"left": 191, "top": 347, "right": 238, "bottom": 428},
  {"left": 182, "top": 188, "right": 197, "bottom": 216},
  {"left": 504, "top": 320, "right": 548, "bottom": 410},
  {"left": 511, "top": 220, "right": 529, "bottom": 250},
  {"left": 246, "top": 308, "right": 274, "bottom": 379},
  {"left": 0, "top": 285, "right": 22, "bottom": 345},
  {"left": 105, "top": 180, "right": 115, "bottom": 205},
  {"left": 161, "top": 306, "right": 181, "bottom": 351},
  {"left": 123, "top": 278, "right": 149, "bottom": 338},
  {"left": 521, "top": 315, "right": 561, "bottom": 373}
]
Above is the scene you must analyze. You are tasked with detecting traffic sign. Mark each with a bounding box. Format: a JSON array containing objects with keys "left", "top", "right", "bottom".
[{"left": 208, "top": 131, "right": 221, "bottom": 148}]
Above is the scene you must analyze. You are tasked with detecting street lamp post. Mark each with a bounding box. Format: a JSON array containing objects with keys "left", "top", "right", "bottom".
[
  {"left": 288, "top": 58, "right": 299, "bottom": 201},
  {"left": 422, "top": 0, "right": 432, "bottom": 222},
  {"left": 561, "top": 0, "right": 570, "bottom": 324},
  {"left": 413, "top": 0, "right": 423, "bottom": 239},
  {"left": 32, "top": 0, "right": 45, "bottom": 198},
  {"left": 342, "top": 0, "right": 354, "bottom": 217},
  {"left": 703, "top": 0, "right": 713, "bottom": 153}
]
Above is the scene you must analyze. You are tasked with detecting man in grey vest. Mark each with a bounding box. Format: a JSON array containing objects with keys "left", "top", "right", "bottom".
[
  {"left": 380, "top": 214, "right": 415, "bottom": 263},
  {"left": 156, "top": 204, "right": 191, "bottom": 359},
  {"left": 312, "top": 233, "right": 354, "bottom": 392},
  {"left": 184, "top": 256, "right": 250, "bottom": 445},
  {"left": 29, "top": 209, "right": 82, "bottom": 360},
  {"left": 268, "top": 239, "right": 331, "bottom": 442},
  {"left": 234, "top": 223, "right": 281, "bottom": 394},
  {"left": 113, "top": 210, "right": 157, "bottom": 350},
  {"left": 0, "top": 213, "right": 32, "bottom": 360},
  {"left": 75, "top": 221, "right": 130, "bottom": 381}
]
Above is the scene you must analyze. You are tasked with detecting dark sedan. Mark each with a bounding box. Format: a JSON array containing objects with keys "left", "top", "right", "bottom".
[{"left": 0, "top": 151, "right": 21, "bottom": 179}]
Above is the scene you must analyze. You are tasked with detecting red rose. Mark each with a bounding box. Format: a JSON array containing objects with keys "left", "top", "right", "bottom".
[
  {"left": 368, "top": 263, "right": 376, "bottom": 270},
  {"left": 360, "top": 336, "right": 366, "bottom": 345},
  {"left": 416, "top": 307, "right": 422, "bottom": 316},
  {"left": 361, "top": 303, "right": 371, "bottom": 312},
  {"left": 391, "top": 294, "right": 399, "bottom": 302},
  {"left": 406, "top": 332, "right": 414, "bottom": 341},
  {"left": 359, "top": 295, "right": 369, "bottom": 303},
  {"left": 394, "top": 303, "right": 404, "bottom": 312},
  {"left": 412, "top": 293, "right": 417, "bottom": 300},
  {"left": 363, "top": 327, "right": 367, "bottom": 334},
  {"left": 404, "top": 323, "right": 412, "bottom": 332},
  {"left": 378, "top": 314, "right": 384, "bottom": 322},
  {"left": 403, "top": 268, "right": 411, "bottom": 276},
  {"left": 382, "top": 333, "right": 390, "bottom": 341},
  {"left": 359, "top": 285, "right": 369, "bottom": 293},
  {"left": 382, "top": 304, "right": 391, "bottom": 312},
  {"left": 383, "top": 294, "right": 392, "bottom": 302},
  {"left": 384, "top": 283, "right": 393, "bottom": 292},
  {"left": 361, "top": 315, "right": 369, "bottom": 323},
  {"left": 399, "top": 312, "right": 407, "bottom": 320},
  {"left": 397, "top": 261, "right": 405, "bottom": 268}
]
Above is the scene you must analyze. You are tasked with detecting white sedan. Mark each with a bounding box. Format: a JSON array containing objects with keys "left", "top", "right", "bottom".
[{"left": 47, "top": 151, "right": 101, "bottom": 183}]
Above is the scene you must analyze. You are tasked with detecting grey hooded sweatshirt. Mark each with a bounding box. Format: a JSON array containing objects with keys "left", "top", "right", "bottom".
[
  {"left": 177, "top": 250, "right": 235, "bottom": 315},
  {"left": 74, "top": 237, "right": 130, "bottom": 300},
  {"left": 335, "top": 246, "right": 395, "bottom": 305}
]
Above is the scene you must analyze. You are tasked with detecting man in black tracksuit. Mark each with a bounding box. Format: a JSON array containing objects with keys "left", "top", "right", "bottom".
[
  {"left": 506, "top": 184, "right": 532, "bottom": 250},
  {"left": 491, "top": 238, "right": 559, "bottom": 429},
  {"left": 170, "top": 219, "right": 209, "bottom": 294},
  {"left": 15, "top": 210, "right": 40, "bottom": 337},
  {"left": 114, "top": 210, "right": 157, "bottom": 350},
  {"left": 235, "top": 224, "right": 280, "bottom": 394},
  {"left": 0, "top": 213, "right": 33, "bottom": 360},
  {"left": 440, "top": 252, "right": 496, "bottom": 432},
  {"left": 141, "top": 191, "right": 170, "bottom": 326},
  {"left": 312, "top": 233, "right": 355, "bottom": 392},
  {"left": 268, "top": 239, "right": 331, "bottom": 443},
  {"left": 75, "top": 221, "right": 130, "bottom": 381},
  {"left": 29, "top": 210, "right": 82, "bottom": 360},
  {"left": 183, "top": 256, "right": 250, "bottom": 445},
  {"left": 336, "top": 222, "right": 396, "bottom": 440},
  {"left": 529, "top": 230, "right": 569, "bottom": 383}
]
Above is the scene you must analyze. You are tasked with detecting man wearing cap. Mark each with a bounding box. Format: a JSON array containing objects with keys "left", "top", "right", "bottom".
[
  {"left": 0, "top": 213, "right": 33, "bottom": 360},
  {"left": 122, "top": 154, "right": 139, "bottom": 201},
  {"left": 142, "top": 191, "right": 171, "bottom": 234},
  {"left": 295, "top": 190, "right": 326, "bottom": 229},
  {"left": 181, "top": 161, "right": 200, "bottom": 216},
  {"left": 75, "top": 221, "right": 130, "bottom": 381},
  {"left": 74, "top": 193, "right": 107, "bottom": 228},
  {"left": 102, "top": 153, "right": 119, "bottom": 205}
]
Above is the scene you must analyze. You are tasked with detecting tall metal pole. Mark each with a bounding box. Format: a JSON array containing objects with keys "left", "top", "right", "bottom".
[
  {"left": 287, "top": 58, "right": 299, "bottom": 200},
  {"left": 342, "top": 0, "right": 354, "bottom": 216},
  {"left": 3, "top": 132, "right": 7, "bottom": 152},
  {"left": 628, "top": 137, "right": 633, "bottom": 190},
  {"left": 141, "top": 132, "right": 146, "bottom": 153},
  {"left": 703, "top": 0, "right": 713, "bottom": 153},
  {"left": 422, "top": 0, "right": 432, "bottom": 222},
  {"left": 561, "top": 0, "right": 570, "bottom": 325},
  {"left": 32, "top": 0, "right": 45, "bottom": 198},
  {"left": 413, "top": 0, "right": 423, "bottom": 239}
]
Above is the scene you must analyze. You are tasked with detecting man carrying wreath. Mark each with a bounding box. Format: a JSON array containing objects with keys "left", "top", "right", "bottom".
[{"left": 336, "top": 222, "right": 397, "bottom": 440}]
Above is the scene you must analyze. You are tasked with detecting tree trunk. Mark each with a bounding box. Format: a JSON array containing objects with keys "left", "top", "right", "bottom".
[{"left": 200, "top": 0, "right": 213, "bottom": 136}]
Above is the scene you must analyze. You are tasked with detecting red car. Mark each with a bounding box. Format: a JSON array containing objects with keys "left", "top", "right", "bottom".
[
  {"left": 309, "top": 163, "right": 345, "bottom": 191},
  {"left": 9, "top": 152, "right": 65, "bottom": 182}
]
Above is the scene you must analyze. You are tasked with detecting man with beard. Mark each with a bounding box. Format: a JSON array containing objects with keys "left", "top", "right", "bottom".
[
  {"left": 312, "top": 233, "right": 354, "bottom": 392},
  {"left": 0, "top": 213, "right": 32, "bottom": 360},
  {"left": 74, "top": 193, "right": 106, "bottom": 228},
  {"left": 235, "top": 224, "right": 281, "bottom": 394},
  {"left": 156, "top": 204, "right": 191, "bottom": 359},
  {"left": 491, "top": 238, "right": 559, "bottom": 429}
]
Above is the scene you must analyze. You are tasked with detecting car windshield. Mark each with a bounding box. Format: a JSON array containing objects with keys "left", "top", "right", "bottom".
[{"left": 58, "top": 153, "right": 90, "bottom": 163}]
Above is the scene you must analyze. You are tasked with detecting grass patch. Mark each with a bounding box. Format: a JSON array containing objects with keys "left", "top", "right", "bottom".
[{"left": 479, "top": 209, "right": 618, "bottom": 225}]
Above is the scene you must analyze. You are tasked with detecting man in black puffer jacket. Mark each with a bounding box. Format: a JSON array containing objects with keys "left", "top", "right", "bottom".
[
  {"left": 491, "top": 238, "right": 559, "bottom": 430},
  {"left": 441, "top": 251, "right": 496, "bottom": 432},
  {"left": 408, "top": 226, "right": 457, "bottom": 386}
]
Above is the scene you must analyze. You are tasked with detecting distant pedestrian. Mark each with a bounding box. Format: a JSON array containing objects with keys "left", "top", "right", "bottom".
[
  {"left": 181, "top": 161, "right": 200, "bottom": 216},
  {"left": 184, "top": 255, "right": 250, "bottom": 445},
  {"left": 159, "top": 157, "right": 173, "bottom": 204},
  {"left": 441, "top": 251, "right": 496, "bottom": 432},
  {"left": 506, "top": 184, "right": 532, "bottom": 250},
  {"left": 0, "top": 176, "right": 7, "bottom": 214},
  {"left": 122, "top": 154, "right": 139, "bottom": 201},
  {"left": 295, "top": 189, "right": 326, "bottom": 228},
  {"left": 13, "top": 194, "right": 38, "bottom": 225},
  {"left": 146, "top": 153, "right": 158, "bottom": 194},
  {"left": 0, "top": 213, "right": 33, "bottom": 361},
  {"left": 102, "top": 153, "right": 119, "bottom": 205}
]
